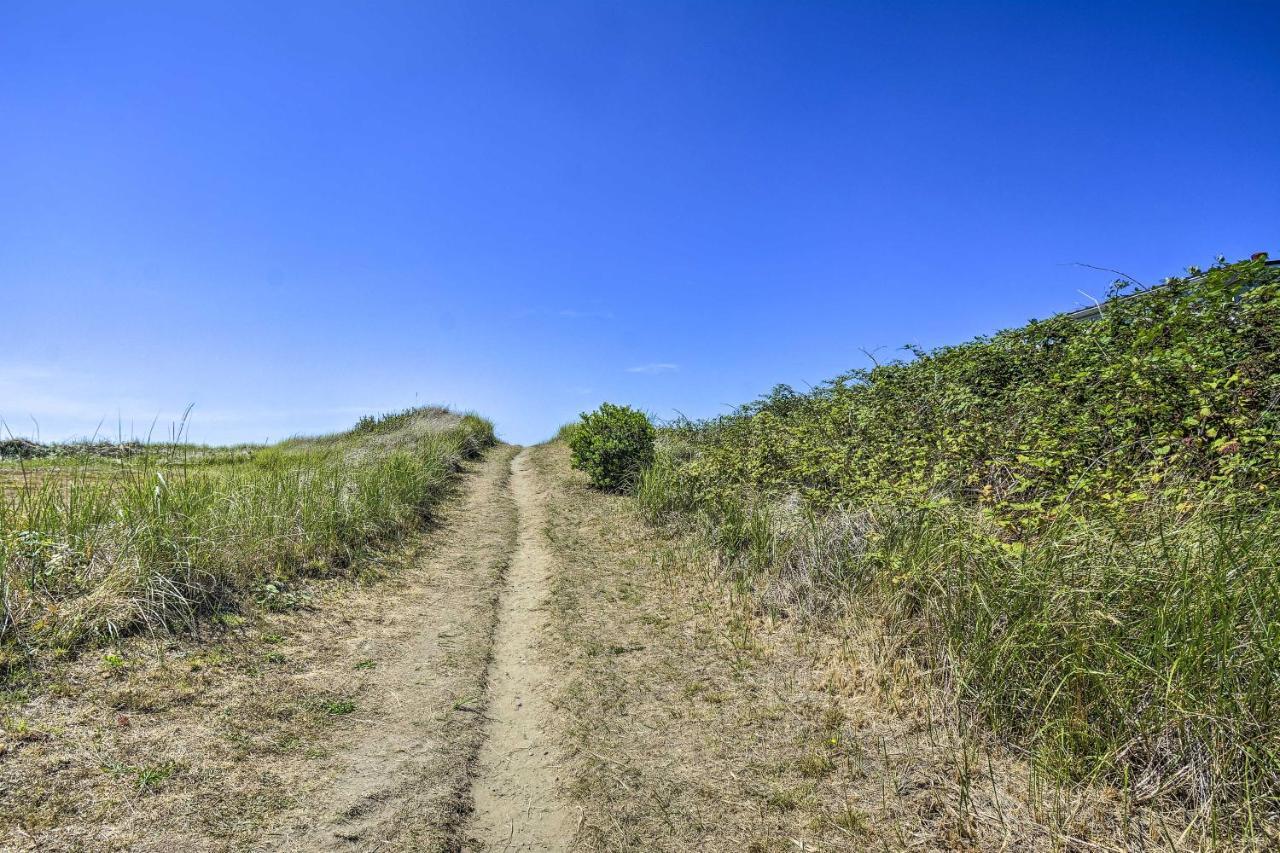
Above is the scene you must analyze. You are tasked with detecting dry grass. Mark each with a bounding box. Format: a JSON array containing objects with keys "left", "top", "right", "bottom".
[
  {"left": 533, "top": 441, "right": 1226, "bottom": 851},
  {"left": 1, "top": 570, "right": 389, "bottom": 850},
  {"left": 0, "top": 466, "right": 119, "bottom": 499},
  {"left": 0, "top": 446, "right": 516, "bottom": 851}
]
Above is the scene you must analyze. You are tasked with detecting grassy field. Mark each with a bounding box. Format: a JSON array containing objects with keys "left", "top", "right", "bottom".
[
  {"left": 0, "top": 407, "right": 495, "bottom": 674},
  {"left": 633, "top": 257, "right": 1280, "bottom": 838}
]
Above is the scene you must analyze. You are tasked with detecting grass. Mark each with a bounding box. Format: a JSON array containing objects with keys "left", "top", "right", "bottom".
[
  {"left": 632, "top": 259, "right": 1280, "bottom": 837},
  {"left": 536, "top": 440, "right": 1145, "bottom": 850},
  {"left": 319, "top": 698, "right": 357, "bottom": 716},
  {"left": 640, "top": 433, "right": 1280, "bottom": 837},
  {"left": 0, "top": 443, "right": 519, "bottom": 849},
  {"left": 0, "top": 406, "right": 495, "bottom": 670},
  {"left": 103, "top": 760, "right": 180, "bottom": 793}
]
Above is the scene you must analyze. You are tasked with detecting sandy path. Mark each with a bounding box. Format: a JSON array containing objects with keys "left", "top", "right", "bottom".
[
  {"left": 287, "top": 444, "right": 574, "bottom": 851},
  {"left": 290, "top": 445, "right": 521, "bottom": 851},
  {"left": 466, "top": 448, "right": 575, "bottom": 850}
]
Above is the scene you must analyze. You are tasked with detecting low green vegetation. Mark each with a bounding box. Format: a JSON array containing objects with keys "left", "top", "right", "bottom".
[
  {"left": 635, "top": 257, "right": 1280, "bottom": 826},
  {"left": 0, "top": 407, "right": 494, "bottom": 671},
  {"left": 568, "top": 403, "right": 655, "bottom": 492}
]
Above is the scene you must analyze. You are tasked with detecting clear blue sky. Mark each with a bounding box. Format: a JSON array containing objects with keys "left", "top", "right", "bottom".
[{"left": 3, "top": 1, "right": 1278, "bottom": 445}]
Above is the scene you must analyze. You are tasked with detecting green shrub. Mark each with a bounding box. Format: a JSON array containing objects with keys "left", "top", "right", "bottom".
[
  {"left": 567, "top": 404, "right": 655, "bottom": 492},
  {"left": 681, "top": 256, "right": 1280, "bottom": 526}
]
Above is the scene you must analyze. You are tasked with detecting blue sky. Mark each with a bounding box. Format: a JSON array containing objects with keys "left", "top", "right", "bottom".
[{"left": 3, "top": 1, "right": 1278, "bottom": 445}]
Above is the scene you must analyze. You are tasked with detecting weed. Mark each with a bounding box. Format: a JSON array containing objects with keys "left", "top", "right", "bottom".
[
  {"left": 452, "top": 695, "right": 480, "bottom": 712},
  {"left": 321, "top": 699, "right": 356, "bottom": 716},
  {"left": 103, "top": 760, "right": 179, "bottom": 792},
  {"left": 257, "top": 581, "right": 307, "bottom": 612}
]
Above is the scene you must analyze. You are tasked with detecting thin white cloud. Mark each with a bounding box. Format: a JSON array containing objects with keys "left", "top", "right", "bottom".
[
  {"left": 626, "top": 363, "right": 679, "bottom": 375},
  {"left": 558, "top": 307, "right": 611, "bottom": 317},
  {"left": 563, "top": 307, "right": 616, "bottom": 317}
]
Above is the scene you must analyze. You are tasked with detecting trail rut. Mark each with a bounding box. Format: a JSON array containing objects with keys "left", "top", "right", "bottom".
[
  {"left": 295, "top": 445, "right": 573, "bottom": 851},
  {"left": 466, "top": 448, "right": 574, "bottom": 850},
  {"left": 289, "top": 445, "right": 520, "bottom": 851}
]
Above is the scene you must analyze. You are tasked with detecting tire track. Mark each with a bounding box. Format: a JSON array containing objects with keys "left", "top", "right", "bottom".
[{"left": 465, "top": 448, "right": 574, "bottom": 851}]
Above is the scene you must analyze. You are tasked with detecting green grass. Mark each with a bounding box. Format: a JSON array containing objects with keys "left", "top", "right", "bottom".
[
  {"left": 319, "top": 698, "right": 357, "bottom": 716},
  {"left": 0, "top": 407, "right": 494, "bottom": 668},
  {"left": 868, "top": 501, "right": 1278, "bottom": 815},
  {"left": 634, "top": 257, "right": 1280, "bottom": 830},
  {"left": 103, "top": 760, "right": 180, "bottom": 793},
  {"left": 552, "top": 421, "right": 581, "bottom": 443}
]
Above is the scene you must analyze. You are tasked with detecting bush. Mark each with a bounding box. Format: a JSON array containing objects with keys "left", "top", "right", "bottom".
[
  {"left": 680, "top": 256, "right": 1280, "bottom": 525},
  {"left": 567, "top": 404, "right": 655, "bottom": 492}
]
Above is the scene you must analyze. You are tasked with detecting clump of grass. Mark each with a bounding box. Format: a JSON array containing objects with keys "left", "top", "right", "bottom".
[
  {"left": 103, "top": 760, "right": 180, "bottom": 793},
  {"left": 828, "top": 801, "right": 869, "bottom": 835},
  {"left": 319, "top": 698, "right": 357, "bottom": 716},
  {"left": 0, "top": 407, "right": 495, "bottom": 666},
  {"left": 552, "top": 422, "right": 580, "bottom": 443},
  {"left": 796, "top": 751, "right": 835, "bottom": 779}
]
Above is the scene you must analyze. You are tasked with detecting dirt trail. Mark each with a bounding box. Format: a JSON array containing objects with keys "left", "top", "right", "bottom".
[
  {"left": 291, "top": 444, "right": 521, "bottom": 851},
  {"left": 295, "top": 445, "right": 574, "bottom": 851},
  {"left": 466, "top": 448, "right": 575, "bottom": 850}
]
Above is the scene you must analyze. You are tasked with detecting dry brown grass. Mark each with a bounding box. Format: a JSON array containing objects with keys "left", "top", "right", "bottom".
[
  {"left": 0, "top": 447, "right": 516, "bottom": 852},
  {"left": 533, "top": 441, "right": 1214, "bottom": 851}
]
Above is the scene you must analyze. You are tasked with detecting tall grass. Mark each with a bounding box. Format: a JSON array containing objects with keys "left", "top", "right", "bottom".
[
  {"left": 638, "top": 455, "right": 1280, "bottom": 826},
  {"left": 633, "top": 256, "right": 1280, "bottom": 829},
  {"left": 0, "top": 409, "right": 494, "bottom": 666}
]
